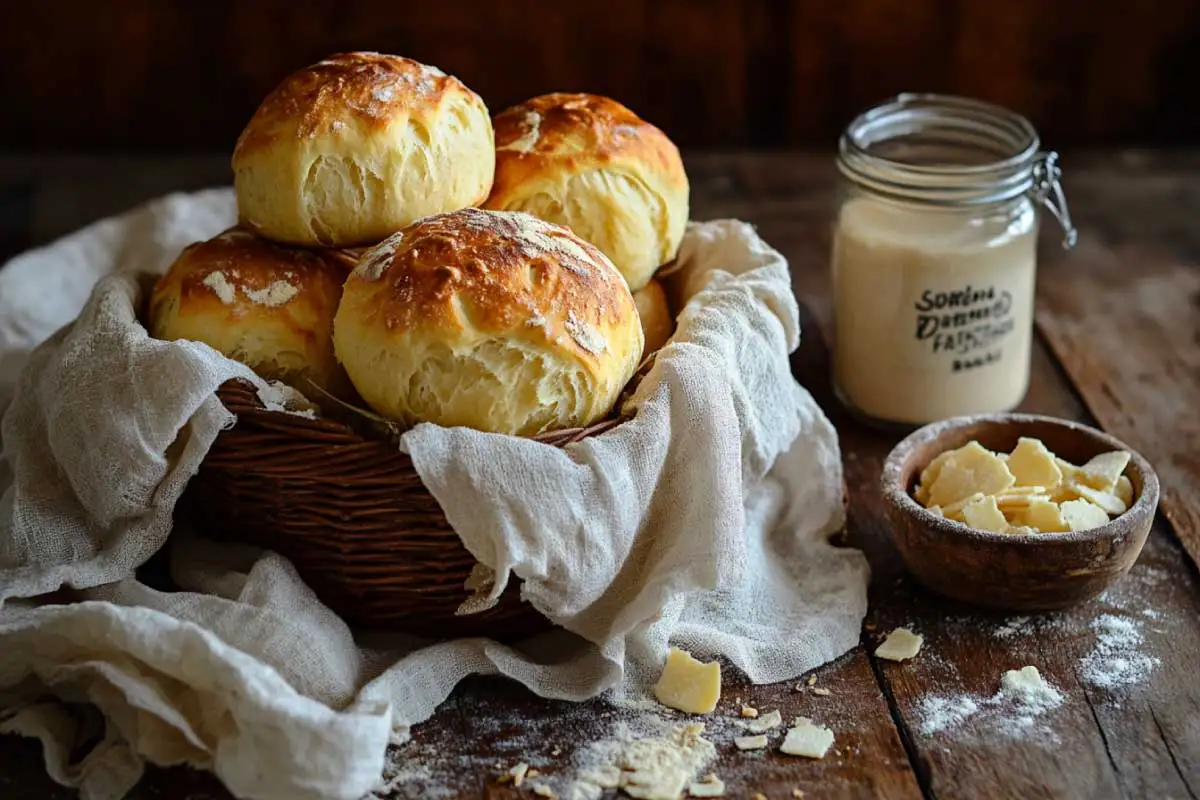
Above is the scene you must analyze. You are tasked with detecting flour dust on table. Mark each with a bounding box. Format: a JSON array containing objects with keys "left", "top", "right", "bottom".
[
  {"left": 1080, "top": 615, "right": 1161, "bottom": 691},
  {"left": 915, "top": 667, "right": 1066, "bottom": 743},
  {"left": 903, "top": 563, "right": 1168, "bottom": 748}
]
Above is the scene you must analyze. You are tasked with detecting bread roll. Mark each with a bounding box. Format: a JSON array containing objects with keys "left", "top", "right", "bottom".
[
  {"left": 334, "top": 208, "right": 643, "bottom": 435},
  {"left": 483, "top": 93, "right": 689, "bottom": 291},
  {"left": 149, "top": 228, "right": 351, "bottom": 400},
  {"left": 232, "top": 52, "right": 494, "bottom": 248},
  {"left": 633, "top": 278, "right": 674, "bottom": 358}
]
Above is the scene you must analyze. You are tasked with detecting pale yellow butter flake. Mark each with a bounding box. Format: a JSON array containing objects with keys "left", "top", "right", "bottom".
[
  {"left": 994, "top": 486, "right": 1048, "bottom": 510},
  {"left": 688, "top": 775, "right": 726, "bottom": 798},
  {"left": 916, "top": 449, "right": 955, "bottom": 504},
  {"left": 653, "top": 647, "right": 720, "bottom": 714},
  {"left": 961, "top": 495, "right": 1009, "bottom": 534},
  {"left": 741, "top": 709, "right": 783, "bottom": 734},
  {"left": 1115, "top": 475, "right": 1134, "bottom": 507},
  {"left": 1079, "top": 451, "right": 1131, "bottom": 490},
  {"left": 780, "top": 718, "right": 835, "bottom": 759},
  {"left": 734, "top": 734, "right": 769, "bottom": 751},
  {"left": 1071, "top": 482, "right": 1127, "bottom": 515},
  {"left": 1023, "top": 498, "right": 1069, "bottom": 533},
  {"left": 942, "top": 492, "right": 986, "bottom": 522},
  {"left": 927, "top": 442, "right": 1015, "bottom": 508},
  {"left": 914, "top": 438, "right": 1129, "bottom": 535},
  {"left": 1055, "top": 457, "right": 1083, "bottom": 483},
  {"left": 875, "top": 627, "right": 923, "bottom": 661},
  {"left": 1060, "top": 499, "right": 1112, "bottom": 531},
  {"left": 1007, "top": 437, "right": 1064, "bottom": 487}
]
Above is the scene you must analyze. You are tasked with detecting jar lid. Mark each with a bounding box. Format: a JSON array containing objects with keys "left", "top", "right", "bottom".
[{"left": 838, "top": 93, "right": 1076, "bottom": 248}]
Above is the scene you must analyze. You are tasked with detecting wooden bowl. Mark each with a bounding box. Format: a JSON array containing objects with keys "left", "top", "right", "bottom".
[{"left": 881, "top": 413, "right": 1160, "bottom": 611}]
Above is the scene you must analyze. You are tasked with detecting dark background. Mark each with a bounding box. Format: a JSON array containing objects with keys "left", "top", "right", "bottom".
[{"left": 2, "top": 0, "right": 1198, "bottom": 154}]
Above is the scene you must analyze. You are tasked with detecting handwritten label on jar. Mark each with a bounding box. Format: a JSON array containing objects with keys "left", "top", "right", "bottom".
[
  {"left": 832, "top": 197, "right": 1038, "bottom": 424},
  {"left": 914, "top": 285, "right": 1015, "bottom": 371}
]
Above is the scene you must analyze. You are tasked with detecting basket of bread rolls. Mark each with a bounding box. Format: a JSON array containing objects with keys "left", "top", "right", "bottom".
[{"left": 149, "top": 52, "right": 686, "bottom": 639}]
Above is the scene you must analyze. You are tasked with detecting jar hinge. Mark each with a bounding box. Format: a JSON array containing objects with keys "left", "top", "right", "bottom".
[{"left": 1032, "top": 151, "right": 1077, "bottom": 249}]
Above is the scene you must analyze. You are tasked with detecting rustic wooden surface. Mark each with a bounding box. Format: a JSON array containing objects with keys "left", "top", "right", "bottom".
[
  {"left": 1, "top": 152, "right": 1199, "bottom": 799},
  {"left": 1, "top": 2, "right": 1198, "bottom": 151}
]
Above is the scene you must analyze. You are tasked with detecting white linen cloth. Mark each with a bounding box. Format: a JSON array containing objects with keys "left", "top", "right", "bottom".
[{"left": 0, "top": 188, "right": 869, "bottom": 800}]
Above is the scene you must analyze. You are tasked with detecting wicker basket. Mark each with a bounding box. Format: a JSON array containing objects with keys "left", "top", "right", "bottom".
[{"left": 181, "top": 379, "right": 622, "bottom": 639}]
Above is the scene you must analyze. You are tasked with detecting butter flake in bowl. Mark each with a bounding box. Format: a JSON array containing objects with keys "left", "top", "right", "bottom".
[
  {"left": 914, "top": 437, "right": 1133, "bottom": 534},
  {"left": 881, "top": 413, "right": 1159, "bottom": 611}
]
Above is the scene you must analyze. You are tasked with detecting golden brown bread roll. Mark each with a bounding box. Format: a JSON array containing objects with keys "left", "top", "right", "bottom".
[
  {"left": 633, "top": 278, "right": 674, "bottom": 358},
  {"left": 149, "top": 228, "right": 352, "bottom": 400},
  {"left": 482, "top": 93, "right": 689, "bottom": 292},
  {"left": 333, "top": 208, "right": 644, "bottom": 435},
  {"left": 232, "top": 52, "right": 494, "bottom": 248}
]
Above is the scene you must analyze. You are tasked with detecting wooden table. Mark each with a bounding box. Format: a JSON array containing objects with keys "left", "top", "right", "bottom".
[{"left": 1, "top": 152, "right": 1198, "bottom": 800}]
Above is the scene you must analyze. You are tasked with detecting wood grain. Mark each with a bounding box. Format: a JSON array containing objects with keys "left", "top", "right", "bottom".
[
  {"left": 1036, "top": 240, "right": 1200, "bottom": 572},
  {"left": 847, "top": 358, "right": 1200, "bottom": 799},
  {"left": 2, "top": 153, "right": 1200, "bottom": 799},
  {"left": 1, "top": 1, "right": 1198, "bottom": 150}
]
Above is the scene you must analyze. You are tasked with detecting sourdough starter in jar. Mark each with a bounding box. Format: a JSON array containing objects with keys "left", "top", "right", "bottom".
[
  {"left": 832, "top": 195, "right": 1038, "bottom": 424},
  {"left": 830, "top": 93, "right": 1075, "bottom": 427}
]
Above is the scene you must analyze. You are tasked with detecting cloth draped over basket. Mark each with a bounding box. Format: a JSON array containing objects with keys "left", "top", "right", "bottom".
[{"left": 0, "top": 189, "right": 870, "bottom": 800}]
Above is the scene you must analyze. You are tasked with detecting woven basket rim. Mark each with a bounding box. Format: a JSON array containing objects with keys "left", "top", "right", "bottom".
[{"left": 220, "top": 376, "right": 632, "bottom": 446}]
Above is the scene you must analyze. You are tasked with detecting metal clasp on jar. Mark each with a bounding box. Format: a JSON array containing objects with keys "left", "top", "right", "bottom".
[{"left": 1032, "top": 151, "right": 1077, "bottom": 249}]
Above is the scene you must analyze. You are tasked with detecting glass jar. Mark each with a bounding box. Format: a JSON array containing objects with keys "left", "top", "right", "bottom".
[{"left": 830, "top": 93, "right": 1076, "bottom": 428}]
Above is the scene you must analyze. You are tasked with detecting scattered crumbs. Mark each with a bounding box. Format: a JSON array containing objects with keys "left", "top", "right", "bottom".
[
  {"left": 992, "top": 616, "right": 1031, "bottom": 639},
  {"left": 794, "top": 683, "right": 805, "bottom": 692},
  {"left": 532, "top": 785, "right": 556, "bottom": 798},
  {"left": 527, "top": 768, "right": 540, "bottom": 779},
  {"left": 244, "top": 280, "right": 299, "bottom": 307},
  {"left": 202, "top": 270, "right": 236, "bottom": 304},
  {"left": 793, "top": 790, "right": 806, "bottom": 798},
  {"left": 812, "top": 687, "right": 832, "bottom": 697},
  {"left": 864, "top": 621, "right": 877, "bottom": 631},
  {"left": 510, "top": 762, "right": 530, "bottom": 787},
  {"left": 687, "top": 774, "right": 726, "bottom": 798},
  {"left": 740, "top": 710, "right": 783, "bottom": 734},
  {"left": 734, "top": 734, "right": 769, "bottom": 751},
  {"left": 567, "top": 717, "right": 715, "bottom": 800},
  {"left": 806, "top": 676, "right": 817, "bottom": 686},
  {"left": 740, "top": 705, "right": 759, "bottom": 719},
  {"left": 552, "top": 747, "right": 562, "bottom": 757},
  {"left": 1079, "top": 614, "right": 1160, "bottom": 690}
]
